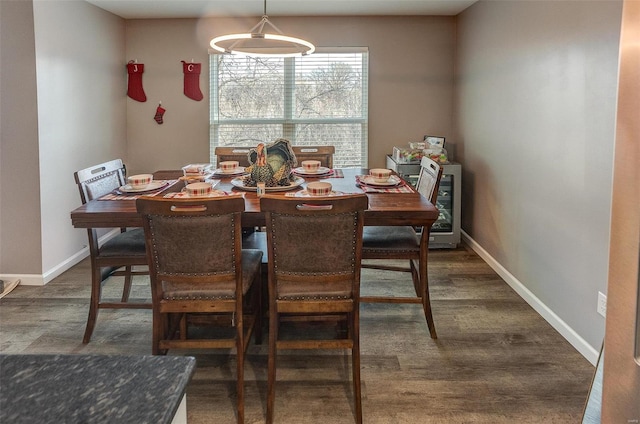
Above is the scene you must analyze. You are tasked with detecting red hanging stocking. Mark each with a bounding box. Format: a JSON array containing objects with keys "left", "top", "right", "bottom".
[
  {"left": 154, "top": 104, "right": 165, "bottom": 124},
  {"left": 126, "top": 61, "right": 147, "bottom": 102},
  {"left": 182, "top": 61, "right": 203, "bottom": 101}
]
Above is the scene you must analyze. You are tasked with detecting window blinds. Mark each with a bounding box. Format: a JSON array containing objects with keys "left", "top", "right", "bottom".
[{"left": 210, "top": 48, "right": 369, "bottom": 168}]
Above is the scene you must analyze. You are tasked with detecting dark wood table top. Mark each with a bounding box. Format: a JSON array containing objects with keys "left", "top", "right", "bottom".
[{"left": 70, "top": 168, "right": 438, "bottom": 229}]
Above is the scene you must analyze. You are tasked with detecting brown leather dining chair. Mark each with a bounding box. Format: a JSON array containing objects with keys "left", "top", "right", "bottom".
[
  {"left": 261, "top": 194, "right": 368, "bottom": 424},
  {"left": 360, "top": 157, "right": 443, "bottom": 339},
  {"left": 214, "top": 146, "right": 253, "bottom": 167},
  {"left": 291, "top": 145, "right": 335, "bottom": 168},
  {"left": 73, "top": 159, "right": 150, "bottom": 343},
  {"left": 135, "top": 195, "right": 263, "bottom": 424}
]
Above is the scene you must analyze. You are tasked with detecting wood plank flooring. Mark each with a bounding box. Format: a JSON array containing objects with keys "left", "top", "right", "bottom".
[{"left": 0, "top": 243, "right": 595, "bottom": 423}]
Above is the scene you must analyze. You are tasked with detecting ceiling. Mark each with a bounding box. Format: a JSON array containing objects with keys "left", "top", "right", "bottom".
[{"left": 85, "top": 0, "right": 478, "bottom": 19}]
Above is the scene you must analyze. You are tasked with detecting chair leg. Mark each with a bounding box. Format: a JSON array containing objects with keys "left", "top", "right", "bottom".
[
  {"left": 266, "top": 310, "right": 278, "bottom": 424},
  {"left": 153, "top": 310, "right": 168, "bottom": 355},
  {"left": 121, "top": 266, "right": 133, "bottom": 302},
  {"left": 422, "top": 291, "right": 437, "bottom": 339},
  {"left": 414, "top": 258, "right": 437, "bottom": 339},
  {"left": 253, "top": 271, "right": 263, "bottom": 345},
  {"left": 351, "top": 311, "right": 363, "bottom": 424},
  {"left": 180, "top": 314, "right": 187, "bottom": 340},
  {"left": 82, "top": 265, "right": 103, "bottom": 344},
  {"left": 236, "top": 309, "right": 245, "bottom": 424},
  {"left": 409, "top": 260, "right": 420, "bottom": 297}
]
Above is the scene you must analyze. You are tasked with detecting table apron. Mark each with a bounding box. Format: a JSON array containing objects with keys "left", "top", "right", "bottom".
[{"left": 71, "top": 212, "right": 436, "bottom": 229}]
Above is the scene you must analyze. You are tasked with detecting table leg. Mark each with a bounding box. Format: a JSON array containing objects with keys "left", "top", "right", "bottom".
[{"left": 420, "top": 229, "right": 437, "bottom": 339}]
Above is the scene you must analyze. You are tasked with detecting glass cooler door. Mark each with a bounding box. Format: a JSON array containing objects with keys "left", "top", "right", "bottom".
[
  {"left": 433, "top": 173, "right": 454, "bottom": 232},
  {"left": 428, "top": 163, "right": 461, "bottom": 248}
]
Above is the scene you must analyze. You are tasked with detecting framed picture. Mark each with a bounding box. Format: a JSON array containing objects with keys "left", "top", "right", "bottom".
[{"left": 424, "top": 136, "right": 445, "bottom": 148}]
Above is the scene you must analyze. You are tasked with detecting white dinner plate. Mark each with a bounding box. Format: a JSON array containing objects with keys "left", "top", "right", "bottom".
[
  {"left": 118, "top": 180, "right": 169, "bottom": 193},
  {"left": 292, "top": 166, "right": 332, "bottom": 176},
  {"left": 213, "top": 167, "right": 246, "bottom": 176},
  {"left": 231, "top": 176, "right": 305, "bottom": 192},
  {"left": 360, "top": 175, "right": 403, "bottom": 187}
]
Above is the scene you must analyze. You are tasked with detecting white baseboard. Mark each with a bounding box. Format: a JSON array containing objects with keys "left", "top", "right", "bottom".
[
  {"left": 0, "top": 229, "right": 120, "bottom": 287},
  {"left": 42, "top": 246, "right": 89, "bottom": 284},
  {"left": 461, "top": 230, "right": 599, "bottom": 366},
  {"left": 1, "top": 249, "right": 88, "bottom": 286}
]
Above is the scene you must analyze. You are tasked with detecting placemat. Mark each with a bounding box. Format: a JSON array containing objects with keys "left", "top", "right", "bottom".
[
  {"left": 99, "top": 180, "right": 179, "bottom": 200},
  {"left": 355, "top": 175, "right": 415, "bottom": 193}
]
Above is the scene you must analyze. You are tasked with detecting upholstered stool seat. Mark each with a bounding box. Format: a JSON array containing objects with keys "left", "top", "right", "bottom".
[
  {"left": 362, "top": 226, "right": 419, "bottom": 253},
  {"left": 99, "top": 228, "right": 146, "bottom": 256}
]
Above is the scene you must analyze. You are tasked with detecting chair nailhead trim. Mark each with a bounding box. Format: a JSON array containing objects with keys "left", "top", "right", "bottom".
[
  {"left": 167, "top": 295, "right": 234, "bottom": 300},
  {"left": 279, "top": 295, "right": 350, "bottom": 300}
]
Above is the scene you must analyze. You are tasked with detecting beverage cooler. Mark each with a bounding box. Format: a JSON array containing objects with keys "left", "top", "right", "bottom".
[{"left": 386, "top": 155, "right": 461, "bottom": 249}]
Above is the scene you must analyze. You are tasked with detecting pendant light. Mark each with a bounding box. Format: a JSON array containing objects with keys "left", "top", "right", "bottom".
[{"left": 210, "top": 0, "right": 315, "bottom": 57}]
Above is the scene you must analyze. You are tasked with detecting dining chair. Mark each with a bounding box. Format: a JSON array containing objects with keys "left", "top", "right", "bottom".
[
  {"left": 135, "top": 196, "right": 263, "bottom": 424},
  {"left": 261, "top": 194, "right": 368, "bottom": 424},
  {"left": 360, "top": 157, "right": 443, "bottom": 339},
  {"left": 215, "top": 146, "right": 253, "bottom": 167},
  {"left": 73, "top": 159, "right": 150, "bottom": 344},
  {"left": 291, "top": 145, "right": 335, "bottom": 168}
]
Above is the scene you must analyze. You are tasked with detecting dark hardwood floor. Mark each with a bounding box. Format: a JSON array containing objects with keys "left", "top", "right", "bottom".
[{"left": 0, "top": 243, "right": 594, "bottom": 423}]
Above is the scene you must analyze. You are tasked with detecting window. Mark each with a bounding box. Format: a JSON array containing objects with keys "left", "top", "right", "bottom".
[{"left": 209, "top": 48, "right": 369, "bottom": 168}]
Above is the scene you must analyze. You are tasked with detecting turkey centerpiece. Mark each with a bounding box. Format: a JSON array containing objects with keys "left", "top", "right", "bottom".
[{"left": 242, "top": 138, "right": 299, "bottom": 188}]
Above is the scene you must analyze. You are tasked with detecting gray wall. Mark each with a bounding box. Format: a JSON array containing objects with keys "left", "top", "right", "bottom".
[
  {"left": 33, "top": 0, "right": 126, "bottom": 275},
  {"left": 455, "top": 0, "right": 622, "bottom": 354},
  {"left": 0, "top": 1, "right": 126, "bottom": 283},
  {"left": 0, "top": 0, "right": 42, "bottom": 275}
]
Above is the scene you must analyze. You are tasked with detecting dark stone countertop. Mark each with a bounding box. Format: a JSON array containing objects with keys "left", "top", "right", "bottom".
[{"left": 0, "top": 354, "right": 196, "bottom": 424}]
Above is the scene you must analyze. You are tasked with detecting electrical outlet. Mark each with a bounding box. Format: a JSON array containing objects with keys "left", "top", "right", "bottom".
[{"left": 597, "top": 291, "right": 607, "bottom": 317}]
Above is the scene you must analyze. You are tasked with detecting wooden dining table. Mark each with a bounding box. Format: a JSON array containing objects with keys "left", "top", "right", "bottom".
[{"left": 70, "top": 168, "right": 438, "bottom": 229}]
